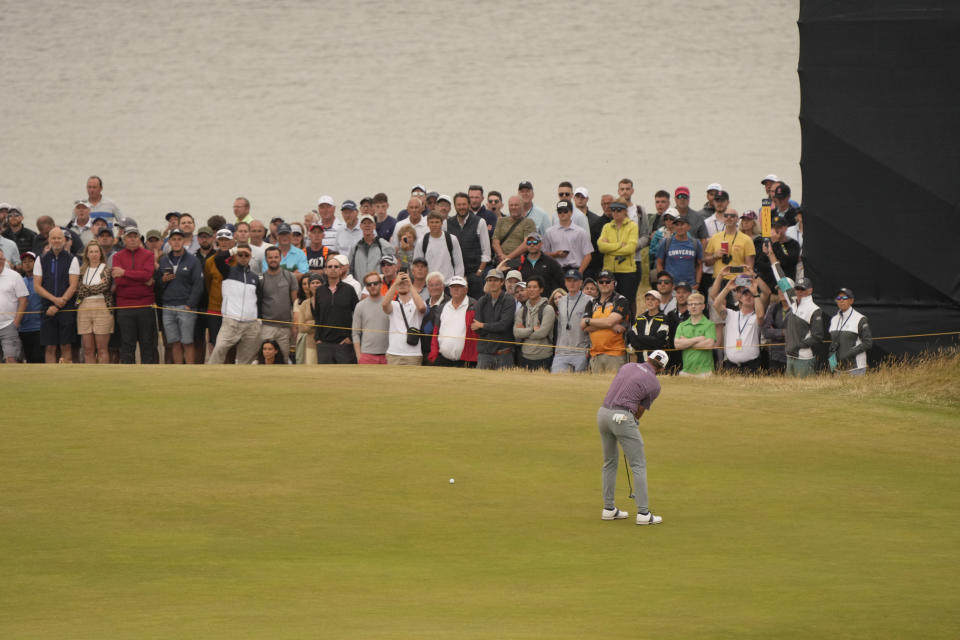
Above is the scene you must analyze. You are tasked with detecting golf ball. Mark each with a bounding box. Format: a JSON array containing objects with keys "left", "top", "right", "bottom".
[{"left": 449, "top": 478, "right": 455, "bottom": 484}]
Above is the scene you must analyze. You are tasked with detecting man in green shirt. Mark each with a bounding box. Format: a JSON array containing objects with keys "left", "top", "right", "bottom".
[{"left": 673, "top": 292, "right": 715, "bottom": 376}]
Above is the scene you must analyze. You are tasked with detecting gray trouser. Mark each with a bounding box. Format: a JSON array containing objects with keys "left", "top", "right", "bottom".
[
  {"left": 551, "top": 351, "right": 588, "bottom": 373},
  {"left": 259, "top": 323, "right": 291, "bottom": 363},
  {"left": 207, "top": 318, "right": 261, "bottom": 364},
  {"left": 476, "top": 351, "right": 514, "bottom": 370},
  {"left": 597, "top": 406, "right": 649, "bottom": 513}
]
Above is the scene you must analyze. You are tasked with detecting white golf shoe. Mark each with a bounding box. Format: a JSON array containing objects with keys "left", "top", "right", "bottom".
[
  {"left": 635, "top": 511, "right": 663, "bottom": 525},
  {"left": 601, "top": 507, "right": 629, "bottom": 520}
]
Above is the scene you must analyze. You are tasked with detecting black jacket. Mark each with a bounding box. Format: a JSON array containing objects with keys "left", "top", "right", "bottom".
[{"left": 473, "top": 292, "right": 516, "bottom": 353}]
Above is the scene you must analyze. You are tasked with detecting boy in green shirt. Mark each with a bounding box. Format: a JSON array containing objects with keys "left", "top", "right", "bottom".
[{"left": 674, "top": 292, "right": 716, "bottom": 375}]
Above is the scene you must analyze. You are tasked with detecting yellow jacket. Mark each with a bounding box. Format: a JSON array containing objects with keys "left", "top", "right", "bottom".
[{"left": 598, "top": 219, "right": 638, "bottom": 273}]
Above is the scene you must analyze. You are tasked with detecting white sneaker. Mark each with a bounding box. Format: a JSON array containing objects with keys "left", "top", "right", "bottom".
[
  {"left": 601, "top": 507, "right": 629, "bottom": 520},
  {"left": 635, "top": 511, "right": 663, "bottom": 525}
]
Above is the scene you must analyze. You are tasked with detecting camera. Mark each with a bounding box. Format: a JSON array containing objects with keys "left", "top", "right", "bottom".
[{"left": 721, "top": 254, "right": 732, "bottom": 264}]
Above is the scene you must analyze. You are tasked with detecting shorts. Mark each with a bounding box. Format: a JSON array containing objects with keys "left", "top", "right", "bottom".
[
  {"left": 40, "top": 307, "right": 78, "bottom": 346},
  {"left": 162, "top": 305, "right": 197, "bottom": 344},
  {"left": 77, "top": 297, "right": 115, "bottom": 335},
  {"left": 0, "top": 323, "right": 22, "bottom": 360},
  {"left": 357, "top": 353, "right": 387, "bottom": 365}
]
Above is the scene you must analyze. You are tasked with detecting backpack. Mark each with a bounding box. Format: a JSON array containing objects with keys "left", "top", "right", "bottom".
[
  {"left": 520, "top": 300, "right": 547, "bottom": 327},
  {"left": 421, "top": 232, "right": 454, "bottom": 264}
]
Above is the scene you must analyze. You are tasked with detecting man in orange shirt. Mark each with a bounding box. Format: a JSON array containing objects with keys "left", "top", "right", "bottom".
[{"left": 581, "top": 270, "right": 630, "bottom": 373}]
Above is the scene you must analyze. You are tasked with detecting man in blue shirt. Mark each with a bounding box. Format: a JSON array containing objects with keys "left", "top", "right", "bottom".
[
  {"left": 263, "top": 223, "right": 308, "bottom": 274},
  {"left": 597, "top": 349, "right": 668, "bottom": 526},
  {"left": 655, "top": 216, "right": 703, "bottom": 291}
]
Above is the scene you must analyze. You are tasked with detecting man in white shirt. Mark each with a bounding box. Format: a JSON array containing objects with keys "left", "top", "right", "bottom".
[
  {"left": 429, "top": 275, "right": 474, "bottom": 366},
  {"left": 336, "top": 200, "right": 362, "bottom": 257},
  {"left": 543, "top": 201, "right": 593, "bottom": 273},
  {"left": 0, "top": 248, "right": 28, "bottom": 362},
  {"left": 382, "top": 270, "right": 426, "bottom": 365},
  {"left": 413, "top": 211, "right": 464, "bottom": 282},
  {"left": 712, "top": 266, "right": 765, "bottom": 373}
]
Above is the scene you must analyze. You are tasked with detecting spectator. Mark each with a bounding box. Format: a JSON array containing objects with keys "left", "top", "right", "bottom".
[
  {"left": 260, "top": 245, "right": 299, "bottom": 361},
  {"left": 627, "top": 290, "right": 670, "bottom": 362},
  {"left": 739, "top": 211, "right": 760, "bottom": 240},
  {"left": 16, "top": 251, "right": 43, "bottom": 362},
  {"left": 699, "top": 184, "right": 727, "bottom": 297},
  {"left": 581, "top": 270, "right": 630, "bottom": 374},
  {"left": 783, "top": 277, "right": 823, "bottom": 378},
  {"left": 486, "top": 190, "right": 505, "bottom": 218},
  {"left": 396, "top": 185, "right": 427, "bottom": 221},
  {"left": 712, "top": 267, "right": 765, "bottom": 373},
  {"left": 500, "top": 232, "right": 564, "bottom": 296},
  {"left": 394, "top": 224, "right": 418, "bottom": 270},
  {"left": 266, "top": 223, "right": 308, "bottom": 275},
  {"left": 421, "top": 270, "right": 449, "bottom": 357},
  {"left": 234, "top": 221, "right": 263, "bottom": 275},
  {"left": 549, "top": 181, "right": 590, "bottom": 232},
  {"left": 409, "top": 256, "right": 429, "bottom": 298},
  {"left": 664, "top": 281, "right": 693, "bottom": 374},
  {"left": 648, "top": 189, "right": 672, "bottom": 236},
  {"left": 551, "top": 268, "right": 591, "bottom": 373},
  {"left": 352, "top": 272, "right": 390, "bottom": 365},
  {"left": 0, "top": 248, "right": 27, "bottom": 362},
  {"left": 144, "top": 229, "right": 164, "bottom": 266},
  {"left": 446, "top": 192, "right": 491, "bottom": 299},
  {"left": 204, "top": 228, "right": 235, "bottom": 347},
  {"left": 382, "top": 270, "right": 426, "bottom": 366},
  {"left": 33, "top": 227, "right": 79, "bottom": 363},
  {"left": 517, "top": 180, "right": 550, "bottom": 235},
  {"left": 156, "top": 229, "right": 203, "bottom": 364},
  {"left": 0, "top": 222, "right": 21, "bottom": 269},
  {"left": 673, "top": 186, "right": 707, "bottom": 243},
  {"left": 414, "top": 211, "right": 463, "bottom": 282},
  {"left": 617, "top": 178, "right": 651, "bottom": 265},
  {"left": 755, "top": 219, "right": 801, "bottom": 308},
  {"left": 350, "top": 213, "right": 395, "bottom": 279},
  {"left": 313, "top": 260, "right": 360, "bottom": 364},
  {"left": 654, "top": 271, "right": 676, "bottom": 314},
  {"left": 336, "top": 200, "right": 362, "bottom": 257},
  {"left": 829, "top": 287, "right": 872, "bottom": 376},
  {"left": 391, "top": 198, "right": 429, "bottom": 250},
  {"left": 75, "top": 241, "right": 115, "bottom": 364},
  {"left": 674, "top": 292, "right": 716, "bottom": 376},
  {"left": 786, "top": 208, "right": 804, "bottom": 250},
  {"left": 256, "top": 339, "right": 287, "bottom": 365},
  {"left": 648, "top": 209, "right": 675, "bottom": 281},
  {"left": 161, "top": 211, "right": 181, "bottom": 241},
  {"left": 597, "top": 198, "right": 640, "bottom": 310},
  {"left": 377, "top": 255, "right": 401, "bottom": 295},
  {"left": 582, "top": 277, "right": 599, "bottom": 299},
  {"left": 472, "top": 269, "right": 516, "bottom": 370},
  {"left": 293, "top": 273, "right": 321, "bottom": 365},
  {"left": 544, "top": 200, "right": 593, "bottom": 274},
  {"left": 177, "top": 213, "right": 201, "bottom": 254},
  {"left": 513, "top": 275, "right": 555, "bottom": 371},
  {"left": 208, "top": 243, "right": 262, "bottom": 365},
  {"left": 3, "top": 207, "right": 36, "bottom": 256},
  {"left": 315, "top": 196, "right": 341, "bottom": 250},
  {"left": 332, "top": 253, "right": 362, "bottom": 296},
  {"left": 31, "top": 216, "right": 56, "bottom": 256},
  {"left": 467, "top": 184, "right": 498, "bottom": 238},
  {"left": 492, "top": 196, "right": 537, "bottom": 263},
  {"left": 704, "top": 194, "right": 755, "bottom": 275},
  {"left": 429, "top": 275, "right": 478, "bottom": 367},
  {"left": 67, "top": 201, "right": 95, "bottom": 247},
  {"left": 85, "top": 175, "right": 125, "bottom": 228},
  {"left": 762, "top": 289, "right": 789, "bottom": 375},
  {"left": 771, "top": 183, "right": 798, "bottom": 227},
  {"left": 372, "top": 192, "right": 395, "bottom": 242},
  {"left": 305, "top": 222, "right": 332, "bottom": 273}
]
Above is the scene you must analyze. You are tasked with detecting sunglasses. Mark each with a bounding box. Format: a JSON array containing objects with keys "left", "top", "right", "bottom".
[
  {"left": 597, "top": 279, "right": 614, "bottom": 284},
  {"left": 657, "top": 279, "right": 673, "bottom": 285},
  {"left": 526, "top": 239, "right": 540, "bottom": 245},
  {"left": 487, "top": 199, "right": 501, "bottom": 204},
  {"left": 558, "top": 192, "right": 572, "bottom": 197},
  {"left": 236, "top": 252, "right": 251, "bottom": 257},
  {"left": 675, "top": 194, "right": 689, "bottom": 199},
  {"left": 835, "top": 295, "right": 850, "bottom": 301},
  {"left": 365, "top": 280, "right": 382, "bottom": 287},
  {"left": 723, "top": 213, "right": 738, "bottom": 218}
]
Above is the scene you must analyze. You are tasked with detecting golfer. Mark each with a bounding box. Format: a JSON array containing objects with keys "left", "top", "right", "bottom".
[{"left": 597, "top": 349, "right": 668, "bottom": 525}]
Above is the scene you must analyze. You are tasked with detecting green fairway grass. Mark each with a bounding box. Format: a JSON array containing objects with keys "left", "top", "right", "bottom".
[{"left": 1, "top": 359, "right": 958, "bottom": 638}]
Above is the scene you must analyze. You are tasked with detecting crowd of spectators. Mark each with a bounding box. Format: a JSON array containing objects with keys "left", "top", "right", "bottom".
[{"left": 0, "top": 175, "right": 873, "bottom": 376}]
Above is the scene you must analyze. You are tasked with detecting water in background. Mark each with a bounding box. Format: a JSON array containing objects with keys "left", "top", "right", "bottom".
[{"left": 1, "top": 0, "right": 801, "bottom": 228}]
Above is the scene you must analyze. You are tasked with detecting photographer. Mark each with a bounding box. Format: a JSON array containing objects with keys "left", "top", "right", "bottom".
[
  {"left": 711, "top": 266, "right": 765, "bottom": 373},
  {"left": 381, "top": 269, "right": 426, "bottom": 366}
]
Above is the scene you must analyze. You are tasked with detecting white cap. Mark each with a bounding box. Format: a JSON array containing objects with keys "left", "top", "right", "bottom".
[
  {"left": 0, "top": 202, "right": 11, "bottom": 210},
  {"left": 644, "top": 289, "right": 662, "bottom": 301},
  {"left": 706, "top": 182, "right": 723, "bottom": 192},
  {"left": 574, "top": 187, "right": 589, "bottom": 198},
  {"left": 289, "top": 223, "right": 304, "bottom": 235},
  {"left": 215, "top": 228, "right": 233, "bottom": 239},
  {"left": 411, "top": 184, "right": 427, "bottom": 193},
  {"left": 648, "top": 349, "right": 669, "bottom": 368},
  {"left": 437, "top": 194, "right": 453, "bottom": 205},
  {"left": 505, "top": 270, "right": 523, "bottom": 281},
  {"left": 760, "top": 174, "right": 779, "bottom": 184},
  {"left": 332, "top": 253, "right": 350, "bottom": 266},
  {"left": 317, "top": 195, "right": 335, "bottom": 206},
  {"left": 447, "top": 275, "right": 468, "bottom": 287},
  {"left": 663, "top": 207, "right": 680, "bottom": 219},
  {"left": 359, "top": 213, "right": 375, "bottom": 224}
]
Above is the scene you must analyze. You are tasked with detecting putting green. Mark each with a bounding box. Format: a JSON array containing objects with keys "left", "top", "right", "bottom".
[{"left": 1, "top": 362, "right": 958, "bottom": 638}]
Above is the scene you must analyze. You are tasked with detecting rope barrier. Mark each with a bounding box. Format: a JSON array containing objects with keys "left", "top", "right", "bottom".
[{"left": 2, "top": 302, "right": 957, "bottom": 354}]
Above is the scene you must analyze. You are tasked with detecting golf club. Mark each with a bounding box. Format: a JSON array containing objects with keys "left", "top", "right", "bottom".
[{"left": 624, "top": 452, "right": 635, "bottom": 499}]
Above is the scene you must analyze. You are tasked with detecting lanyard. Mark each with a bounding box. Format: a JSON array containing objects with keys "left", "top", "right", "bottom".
[
  {"left": 737, "top": 310, "right": 754, "bottom": 337},
  {"left": 837, "top": 309, "right": 853, "bottom": 332},
  {"left": 565, "top": 291, "right": 583, "bottom": 327},
  {"left": 84, "top": 263, "right": 104, "bottom": 286}
]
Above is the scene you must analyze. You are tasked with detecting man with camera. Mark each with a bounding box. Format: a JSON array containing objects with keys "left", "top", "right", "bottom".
[
  {"left": 381, "top": 269, "right": 426, "bottom": 366},
  {"left": 711, "top": 265, "right": 765, "bottom": 373}
]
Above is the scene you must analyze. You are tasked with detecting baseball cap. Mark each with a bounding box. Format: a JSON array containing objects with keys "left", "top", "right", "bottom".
[
  {"left": 448, "top": 275, "right": 468, "bottom": 287},
  {"left": 608, "top": 200, "right": 627, "bottom": 211},
  {"left": 514, "top": 281, "right": 527, "bottom": 289},
  {"left": 124, "top": 227, "right": 141, "bottom": 237},
  {"left": 672, "top": 215, "right": 689, "bottom": 226},
  {"left": 518, "top": 180, "right": 533, "bottom": 190},
  {"left": 774, "top": 183, "right": 791, "bottom": 199},
  {"left": 379, "top": 255, "right": 397, "bottom": 266},
  {"left": 662, "top": 207, "right": 679, "bottom": 220},
  {"left": 215, "top": 228, "right": 233, "bottom": 239},
  {"left": 7, "top": 207, "right": 22, "bottom": 216},
  {"left": 310, "top": 222, "right": 324, "bottom": 231},
  {"left": 574, "top": 187, "right": 589, "bottom": 198},
  {"left": 740, "top": 210, "right": 758, "bottom": 220},
  {"left": 505, "top": 270, "right": 522, "bottom": 281},
  {"left": 563, "top": 268, "right": 582, "bottom": 280},
  {"left": 795, "top": 277, "right": 813, "bottom": 290},
  {"left": 164, "top": 211, "right": 180, "bottom": 221},
  {"left": 714, "top": 190, "right": 730, "bottom": 201},
  {"left": 289, "top": 223, "right": 304, "bottom": 235},
  {"left": 307, "top": 272, "right": 325, "bottom": 283},
  {"left": 197, "top": 226, "right": 214, "bottom": 237},
  {"left": 674, "top": 281, "right": 692, "bottom": 291},
  {"left": 485, "top": 269, "right": 504, "bottom": 280},
  {"left": 412, "top": 256, "right": 428, "bottom": 266},
  {"left": 21, "top": 251, "right": 37, "bottom": 261},
  {"left": 706, "top": 182, "right": 723, "bottom": 192},
  {"left": 0, "top": 202, "right": 10, "bottom": 210},
  {"left": 674, "top": 186, "right": 690, "bottom": 197},
  {"left": 437, "top": 194, "right": 453, "bottom": 205},
  {"left": 648, "top": 349, "right": 669, "bottom": 368},
  {"left": 332, "top": 253, "right": 349, "bottom": 266},
  {"left": 836, "top": 287, "right": 855, "bottom": 298},
  {"left": 276, "top": 223, "right": 292, "bottom": 235},
  {"left": 525, "top": 232, "right": 542, "bottom": 243},
  {"left": 644, "top": 289, "right": 662, "bottom": 301},
  {"left": 761, "top": 174, "right": 780, "bottom": 184},
  {"left": 317, "top": 195, "right": 335, "bottom": 207},
  {"left": 168, "top": 228, "right": 185, "bottom": 237},
  {"left": 90, "top": 211, "right": 112, "bottom": 221},
  {"left": 270, "top": 216, "right": 285, "bottom": 224},
  {"left": 426, "top": 191, "right": 439, "bottom": 201},
  {"left": 359, "top": 214, "right": 376, "bottom": 224},
  {"left": 145, "top": 229, "right": 162, "bottom": 240},
  {"left": 556, "top": 200, "right": 573, "bottom": 214},
  {"left": 341, "top": 200, "right": 358, "bottom": 211},
  {"left": 772, "top": 215, "right": 790, "bottom": 228},
  {"left": 597, "top": 270, "right": 615, "bottom": 281},
  {"left": 74, "top": 200, "right": 92, "bottom": 209},
  {"left": 411, "top": 184, "right": 427, "bottom": 194}
]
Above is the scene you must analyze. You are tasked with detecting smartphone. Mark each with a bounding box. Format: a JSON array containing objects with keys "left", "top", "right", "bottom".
[
  {"left": 735, "top": 275, "right": 752, "bottom": 287},
  {"left": 729, "top": 266, "right": 745, "bottom": 274},
  {"left": 163, "top": 267, "right": 174, "bottom": 275}
]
